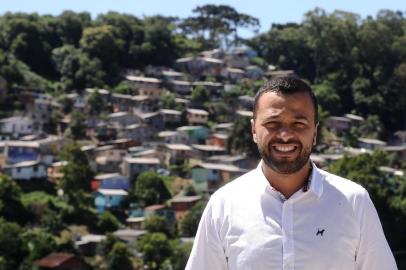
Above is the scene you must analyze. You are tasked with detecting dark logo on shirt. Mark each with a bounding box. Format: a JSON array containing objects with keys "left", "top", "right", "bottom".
[{"left": 316, "top": 228, "right": 325, "bottom": 236}]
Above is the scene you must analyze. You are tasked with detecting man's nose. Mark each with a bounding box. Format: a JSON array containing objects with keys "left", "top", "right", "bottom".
[{"left": 276, "top": 126, "right": 294, "bottom": 142}]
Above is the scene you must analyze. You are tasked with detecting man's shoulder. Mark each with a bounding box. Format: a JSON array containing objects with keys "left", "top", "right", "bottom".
[
  {"left": 316, "top": 167, "right": 368, "bottom": 198},
  {"left": 211, "top": 169, "right": 259, "bottom": 198}
]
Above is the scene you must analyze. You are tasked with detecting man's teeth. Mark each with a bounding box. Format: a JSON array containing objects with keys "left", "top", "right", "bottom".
[{"left": 275, "top": 145, "right": 295, "bottom": 152}]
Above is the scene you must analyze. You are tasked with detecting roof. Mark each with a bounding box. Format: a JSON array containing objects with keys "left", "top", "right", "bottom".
[
  {"left": 227, "top": 67, "right": 245, "bottom": 73},
  {"left": 162, "top": 70, "right": 184, "bottom": 77},
  {"left": 109, "top": 111, "right": 129, "bottom": 118},
  {"left": 170, "top": 195, "right": 202, "bottom": 203},
  {"left": 194, "top": 162, "right": 246, "bottom": 172},
  {"left": 0, "top": 141, "right": 39, "bottom": 148},
  {"left": 0, "top": 116, "right": 33, "bottom": 123},
  {"left": 76, "top": 234, "right": 106, "bottom": 245},
  {"left": 124, "top": 157, "right": 160, "bottom": 164},
  {"left": 177, "top": 125, "right": 206, "bottom": 131},
  {"left": 144, "top": 204, "right": 166, "bottom": 211},
  {"left": 384, "top": 145, "right": 406, "bottom": 151},
  {"left": 85, "top": 88, "right": 109, "bottom": 95},
  {"left": 97, "top": 189, "right": 128, "bottom": 196},
  {"left": 212, "top": 133, "right": 228, "bottom": 140},
  {"left": 126, "top": 216, "right": 145, "bottom": 223},
  {"left": 358, "top": 138, "right": 387, "bottom": 146},
  {"left": 192, "top": 81, "right": 223, "bottom": 87},
  {"left": 112, "top": 93, "right": 132, "bottom": 99},
  {"left": 132, "top": 95, "right": 150, "bottom": 101},
  {"left": 94, "top": 173, "right": 122, "bottom": 180},
  {"left": 165, "top": 144, "right": 193, "bottom": 151},
  {"left": 187, "top": 108, "right": 209, "bottom": 115},
  {"left": 158, "top": 131, "right": 178, "bottom": 137},
  {"left": 160, "top": 109, "right": 182, "bottom": 115},
  {"left": 171, "top": 80, "right": 192, "bottom": 86},
  {"left": 126, "top": 75, "right": 161, "bottom": 83},
  {"left": 327, "top": 116, "right": 351, "bottom": 122},
  {"left": 345, "top": 113, "right": 364, "bottom": 121},
  {"left": 236, "top": 110, "right": 253, "bottom": 117},
  {"left": 5, "top": 160, "right": 41, "bottom": 168},
  {"left": 191, "top": 144, "right": 225, "bottom": 152},
  {"left": 35, "top": 252, "right": 75, "bottom": 268}
]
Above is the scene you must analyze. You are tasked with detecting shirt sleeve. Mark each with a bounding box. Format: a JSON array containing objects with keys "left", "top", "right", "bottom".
[
  {"left": 185, "top": 195, "right": 228, "bottom": 270},
  {"left": 355, "top": 191, "right": 398, "bottom": 270}
]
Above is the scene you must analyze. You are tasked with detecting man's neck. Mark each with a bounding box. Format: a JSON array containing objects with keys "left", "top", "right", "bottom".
[{"left": 261, "top": 161, "right": 312, "bottom": 199}]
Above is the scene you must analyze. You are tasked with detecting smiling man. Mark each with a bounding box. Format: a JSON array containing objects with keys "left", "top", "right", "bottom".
[{"left": 186, "top": 77, "right": 397, "bottom": 270}]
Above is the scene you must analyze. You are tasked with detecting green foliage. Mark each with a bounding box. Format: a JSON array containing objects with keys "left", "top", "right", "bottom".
[
  {"left": 227, "top": 116, "right": 258, "bottom": 157},
  {"left": 97, "top": 234, "right": 120, "bottom": 256},
  {"left": 107, "top": 242, "right": 133, "bottom": 270},
  {"left": 137, "top": 232, "right": 172, "bottom": 270},
  {"left": 22, "top": 191, "right": 71, "bottom": 230},
  {"left": 0, "top": 218, "right": 27, "bottom": 269},
  {"left": 134, "top": 171, "right": 172, "bottom": 206},
  {"left": 180, "top": 201, "right": 206, "bottom": 237},
  {"left": 191, "top": 85, "right": 209, "bottom": 105},
  {"left": 0, "top": 174, "right": 31, "bottom": 224},
  {"left": 59, "top": 143, "right": 94, "bottom": 198},
  {"left": 169, "top": 241, "right": 193, "bottom": 270},
  {"left": 97, "top": 211, "right": 122, "bottom": 233},
  {"left": 159, "top": 92, "right": 180, "bottom": 110},
  {"left": 113, "top": 80, "right": 138, "bottom": 95},
  {"left": 143, "top": 215, "right": 177, "bottom": 238},
  {"left": 21, "top": 228, "right": 57, "bottom": 261},
  {"left": 65, "top": 111, "right": 87, "bottom": 139}
]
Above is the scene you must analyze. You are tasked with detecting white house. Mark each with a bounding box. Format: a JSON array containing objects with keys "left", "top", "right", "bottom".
[
  {"left": 0, "top": 116, "right": 35, "bottom": 138},
  {"left": 122, "top": 157, "right": 161, "bottom": 179},
  {"left": 4, "top": 160, "right": 47, "bottom": 180}
]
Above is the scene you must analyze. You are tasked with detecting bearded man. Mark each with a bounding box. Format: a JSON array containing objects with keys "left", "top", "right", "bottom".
[{"left": 186, "top": 77, "right": 397, "bottom": 270}]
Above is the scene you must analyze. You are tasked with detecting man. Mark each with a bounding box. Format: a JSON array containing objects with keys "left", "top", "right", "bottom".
[{"left": 186, "top": 77, "right": 397, "bottom": 270}]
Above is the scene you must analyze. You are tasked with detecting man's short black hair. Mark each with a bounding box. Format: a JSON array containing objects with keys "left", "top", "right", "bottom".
[{"left": 253, "top": 77, "right": 319, "bottom": 124}]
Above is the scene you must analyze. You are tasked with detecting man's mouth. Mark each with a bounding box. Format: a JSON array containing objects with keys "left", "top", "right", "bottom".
[{"left": 273, "top": 145, "right": 298, "bottom": 153}]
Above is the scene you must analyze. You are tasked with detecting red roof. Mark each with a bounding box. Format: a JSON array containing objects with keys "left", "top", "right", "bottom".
[{"left": 35, "top": 252, "right": 75, "bottom": 268}]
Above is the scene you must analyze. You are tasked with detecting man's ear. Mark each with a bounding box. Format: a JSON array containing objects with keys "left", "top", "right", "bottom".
[
  {"left": 251, "top": 119, "right": 257, "bottom": 143},
  {"left": 313, "top": 122, "right": 319, "bottom": 146}
]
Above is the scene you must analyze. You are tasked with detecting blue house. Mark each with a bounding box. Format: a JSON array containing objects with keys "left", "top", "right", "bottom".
[
  {"left": 92, "top": 173, "right": 130, "bottom": 191},
  {"left": 95, "top": 188, "right": 128, "bottom": 213}
]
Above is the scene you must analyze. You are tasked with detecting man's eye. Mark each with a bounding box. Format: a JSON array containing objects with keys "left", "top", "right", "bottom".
[{"left": 294, "top": 122, "right": 306, "bottom": 128}]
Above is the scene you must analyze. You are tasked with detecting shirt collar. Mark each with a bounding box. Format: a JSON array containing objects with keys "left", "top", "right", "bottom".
[{"left": 255, "top": 160, "right": 324, "bottom": 199}]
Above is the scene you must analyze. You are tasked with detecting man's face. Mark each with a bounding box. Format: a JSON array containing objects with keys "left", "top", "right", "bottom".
[{"left": 251, "top": 91, "right": 318, "bottom": 174}]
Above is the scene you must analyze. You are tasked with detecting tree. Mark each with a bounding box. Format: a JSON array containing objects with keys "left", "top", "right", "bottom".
[
  {"left": 180, "top": 4, "right": 259, "bottom": 48},
  {"left": 107, "top": 242, "right": 133, "bottom": 270},
  {"left": 65, "top": 111, "right": 87, "bottom": 140},
  {"left": 137, "top": 232, "right": 172, "bottom": 270},
  {"left": 59, "top": 143, "right": 94, "bottom": 198},
  {"left": 0, "top": 218, "right": 27, "bottom": 269},
  {"left": 52, "top": 45, "right": 106, "bottom": 92},
  {"left": 169, "top": 241, "right": 193, "bottom": 270},
  {"left": 180, "top": 201, "right": 206, "bottom": 237},
  {"left": 191, "top": 85, "right": 209, "bottom": 107},
  {"left": 21, "top": 228, "right": 57, "bottom": 262},
  {"left": 143, "top": 215, "right": 177, "bottom": 238},
  {"left": 0, "top": 174, "right": 30, "bottom": 224},
  {"left": 227, "top": 116, "right": 258, "bottom": 157},
  {"left": 97, "top": 211, "right": 122, "bottom": 233},
  {"left": 134, "top": 171, "right": 172, "bottom": 206},
  {"left": 87, "top": 89, "right": 106, "bottom": 115}
]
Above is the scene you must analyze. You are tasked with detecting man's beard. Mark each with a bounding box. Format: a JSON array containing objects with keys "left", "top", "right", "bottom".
[{"left": 258, "top": 140, "right": 312, "bottom": 174}]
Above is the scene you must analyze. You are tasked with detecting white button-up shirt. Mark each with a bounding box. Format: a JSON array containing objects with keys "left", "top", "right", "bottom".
[{"left": 186, "top": 163, "right": 397, "bottom": 270}]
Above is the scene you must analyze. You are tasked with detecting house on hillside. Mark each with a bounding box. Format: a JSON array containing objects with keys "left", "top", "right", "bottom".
[
  {"left": 111, "top": 93, "right": 134, "bottom": 112},
  {"left": 94, "top": 145, "right": 126, "bottom": 173},
  {"left": 186, "top": 108, "right": 209, "bottom": 125},
  {"left": 170, "top": 195, "right": 202, "bottom": 221},
  {"left": 3, "top": 160, "right": 47, "bottom": 180},
  {"left": 47, "top": 161, "right": 67, "bottom": 183},
  {"left": 126, "top": 76, "right": 162, "bottom": 99},
  {"left": 160, "top": 109, "right": 182, "bottom": 127},
  {"left": 162, "top": 143, "right": 193, "bottom": 165},
  {"left": 192, "top": 162, "right": 247, "bottom": 192},
  {"left": 177, "top": 126, "right": 209, "bottom": 144},
  {"left": 35, "top": 252, "right": 90, "bottom": 270},
  {"left": 137, "top": 111, "right": 164, "bottom": 131},
  {"left": 122, "top": 157, "right": 161, "bottom": 179},
  {"left": 132, "top": 95, "right": 157, "bottom": 113},
  {"left": 108, "top": 111, "right": 141, "bottom": 129},
  {"left": 94, "top": 188, "right": 128, "bottom": 213},
  {"left": 170, "top": 80, "right": 193, "bottom": 95},
  {"left": 0, "top": 141, "right": 40, "bottom": 165},
  {"left": 175, "top": 57, "right": 224, "bottom": 78},
  {"left": 357, "top": 138, "right": 387, "bottom": 150},
  {"left": 91, "top": 173, "right": 130, "bottom": 191},
  {"left": 0, "top": 116, "right": 35, "bottom": 138},
  {"left": 158, "top": 131, "right": 189, "bottom": 144}
]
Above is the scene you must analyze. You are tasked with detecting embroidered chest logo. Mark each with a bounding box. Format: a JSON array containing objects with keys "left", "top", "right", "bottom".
[{"left": 316, "top": 228, "right": 325, "bottom": 236}]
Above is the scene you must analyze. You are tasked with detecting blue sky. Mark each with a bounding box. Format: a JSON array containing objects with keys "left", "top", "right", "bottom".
[{"left": 1, "top": 0, "right": 405, "bottom": 36}]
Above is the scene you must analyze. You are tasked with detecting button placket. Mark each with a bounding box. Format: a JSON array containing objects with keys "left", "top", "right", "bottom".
[{"left": 282, "top": 200, "right": 294, "bottom": 270}]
